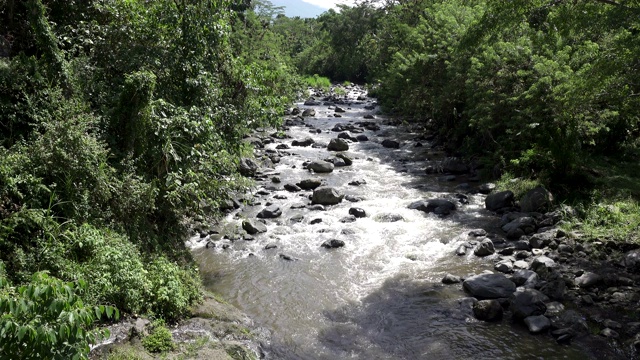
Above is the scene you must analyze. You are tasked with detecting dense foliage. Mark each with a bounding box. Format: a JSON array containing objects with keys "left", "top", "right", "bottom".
[
  {"left": 294, "top": 0, "right": 639, "bottom": 182},
  {"left": 0, "top": 0, "right": 298, "bottom": 357}
]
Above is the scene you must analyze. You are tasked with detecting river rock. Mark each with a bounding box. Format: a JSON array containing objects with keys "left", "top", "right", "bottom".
[
  {"left": 511, "top": 269, "right": 539, "bottom": 288},
  {"left": 242, "top": 219, "right": 267, "bottom": 235},
  {"left": 485, "top": 191, "right": 515, "bottom": 211},
  {"left": 442, "top": 274, "right": 462, "bottom": 284},
  {"left": 574, "top": 272, "right": 602, "bottom": 288},
  {"left": 381, "top": 139, "right": 400, "bottom": 149},
  {"left": 531, "top": 256, "right": 556, "bottom": 276},
  {"left": 349, "top": 207, "right": 367, "bottom": 218},
  {"left": 520, "top": 186, "right": 554, "bottom": 213},
  {"left": 324, "top": 156, "right": 347, "bottom": 167},
  {"left": 356, "top": 134, "right": 369, "bottom": 142},
  {"left": 375, "top": 213, "right": 404, "bottom": 222},
  {"left": 257, "top": 205, "right": 282, "bottom": 219},
  {"left": 284, "top": 183, "right": 302, "bottom": 192},
  {"left": 473, "top": 300, "right": 503, "bottom": 321},
  {"left": 334, "top": 106, "right": 346, "bottom": 113},
  {"left": 510, "top": 288, "right": 549, "bottom": 320},
  {"left": 335, "top": 153, "right": 353, "bottom": 165},
  {"left": 501, "top": 216, "right": 536, "bottom": 238},
  {"left": 307, "top": 160, "right": 334, "bottom": 173},
  {"left": 328, "top": 138, "right": 350, "bottom": 151},
  {"left": 474, "top": 239, "right": 495, "bottom": 257},
  {"left": 624, "top": 249, "right": 640, "bottom": 271},
  {"left": 304, "top": 99, "right": 321, "bottom": 106},
  {"left": 478, "top": 183, "right": 496, "bottom": 194},
  {"left": 338, "top": 132, "right": 357, "bottom": 142},
  {"left": 302, "top": 109, "right": 316, "bottom": 117},
  {"left": 340, "top": 215, "right": 357, "bottom": 223},
  {"left": 495, "top": 260, "right": 514, "bottom": 274},
  {"left": 524, "top": 315, "right": 551, "bottom": 334},
  {"left": 408, "top": 199, "right": 457, "bottom": 216},
  {"left": 312, "top": 187, "right": 344, "bottom": 205},
  {"left": 292, "top": 137, "right": 315, "bottom": 147},
  {"left": 463, "top": 273, "right": 516, "bottom": 299},
  {"left": 239, "top": 157, "right": 260, "bottom": 177},
  {"left": 321, "top": 239, "right": 345, "bottom": 249},
  {"left": 297, "top": 178, "right": 322, "bottom": 190}
]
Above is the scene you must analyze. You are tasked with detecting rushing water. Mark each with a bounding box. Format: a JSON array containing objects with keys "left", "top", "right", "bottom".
[{"left": 192, "top": 89, "right": 596, "bottom": 359}]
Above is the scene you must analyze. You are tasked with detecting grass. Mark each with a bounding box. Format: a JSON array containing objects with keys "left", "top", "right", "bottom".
[
  {"left": 302, "top": 74, "right": 331, "bottom": 90},
  {"left": 494, "top": 172, "right": 542, "bottom": 200}
]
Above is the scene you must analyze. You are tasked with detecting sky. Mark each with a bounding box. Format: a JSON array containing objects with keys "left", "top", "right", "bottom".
[{"left": 270, "top": 0, "right": 358, "bottom": 18}]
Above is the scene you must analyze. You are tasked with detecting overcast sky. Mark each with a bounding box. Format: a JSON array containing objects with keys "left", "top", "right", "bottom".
[
  {"left": 270, "top": 0, "right": 358, "bottom": 18},
  {"left": 301, "top": 0, "right": 357, "bottom": 9}
]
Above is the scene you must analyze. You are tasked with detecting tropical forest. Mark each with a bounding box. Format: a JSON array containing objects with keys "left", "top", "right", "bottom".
[{"left": 1, "top": 0, "right": 639, "bottom": 359}]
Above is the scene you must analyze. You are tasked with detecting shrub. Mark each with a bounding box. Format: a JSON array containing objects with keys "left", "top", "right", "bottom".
[
  {"left": 146, "top": 256, "right": 201, "bottom": 321},
  {"left": 303, "top": 74, "right": 331, "bottom": 90},
  {"left": 141, "top": 320, "right": 175, "bottom": 353},
  {"left": 0, "top": 270, "right": 118, "bottom": 360}
]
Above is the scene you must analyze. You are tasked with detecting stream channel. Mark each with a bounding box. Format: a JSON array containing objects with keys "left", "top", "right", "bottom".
[{"left": 191, "top": 88, "right": 594, "bottom": 359}]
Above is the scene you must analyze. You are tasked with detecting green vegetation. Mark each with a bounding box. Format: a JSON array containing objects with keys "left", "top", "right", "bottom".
[
  {"left": 141, "top": 320, "right": 175, "bottom": 353},
  {"left": 1, "top": 0, "right": 299, "bottom": 357},
  {"left": 302, "top": 74, "right": 332, "bottom": 90}
]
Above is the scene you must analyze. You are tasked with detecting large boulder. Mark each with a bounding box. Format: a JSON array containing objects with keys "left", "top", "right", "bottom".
[
  {"left": 463, "top": 273, "right": 517, "bottom": 299},
  {"left": 292, "top": 137, "right": 315, "bottom": 147},
  {"left": 510, "top": 288, "right": 549, "bottom": 320},
  {"left": 257, "top": 205, "right": 282, "bottom": 219},
  {"left": 474, "top": 239, "right": 495, "bottom": 257},
  {"left": 381, "top": 139, "right": 400, "bottom": 149},
  {"left": 327, "top": 138, "right": 350, "bottom": 151},
  {"left": 408, "top": 199, "right": 456, "bottom": 215},
  {"left": 520, "top": 186, "right": 553, "bottom": 213},
  {"left": 473, "top": 300, "right": 504, "bottom": 322},
  {"left": 239, "top": 158, "right": 260, "bottom": 177},
  {"left": 307, "top": 160, "right": 335, "bottom": 173},
  {"left": 485, "top": 191, "right": 515, "bottom": 211},
  {"left": 242, "top": 219, "right": 267, "bottom": 234},
  {"left": 297, "top": 178, "right": 322, "bottom": 190},
  {"left": 502, "top": 216, "right": 537, "bottom": 238},
  {"left": 312, "top": 187, "right": 344, "bottom": 205}
]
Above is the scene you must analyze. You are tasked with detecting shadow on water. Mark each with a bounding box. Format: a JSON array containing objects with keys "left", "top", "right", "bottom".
[{"left": 265, "top": 273, "right": 608, "bottom": 360}]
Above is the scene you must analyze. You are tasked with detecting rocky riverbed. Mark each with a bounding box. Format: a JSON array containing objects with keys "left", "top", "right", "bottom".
[{"left": 96, "top": 84, "right": 640, "bottom": 359}]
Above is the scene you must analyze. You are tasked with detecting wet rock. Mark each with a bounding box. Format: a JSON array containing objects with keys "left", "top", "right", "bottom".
[
  {"left": 531, "top": 256, "right": 556, "bottom": 276},
  {"left": 510, "top": 289, "right": 549, "bottom": 320},
  {"left": 624, "top": 249, "right": 640, "bottom": 271},
  {"left": 485, "top": 191, "right": 515, "bottom": 211},
  {"left": 304, "top": 99, "right": 321, "bottom": 106},
  {"left": 242, "top": 220, "right": 267, "bottom": 235},
  {"left": 502, "top": 216, "right": 536, "bottom": 238},
  {"left": 408, "top": 199, "right": 457, "bottom": 216},
  {"left": 334, "top": 106, "right": 346, "bottom": 113},
  {"left": 495, "top": 260, "right": 514, "bottom": 274},
  {"left": 279, "top": 253, "right": 296, "bottom": 261},
  {"left": 600, "top": 328, "right": 619, "bottom": 338},
  {"left": 348, "top": 179, "right": 367, "bottom": 186},
  {"left": 307, "top": 160, "right": 334, "bottom": 173},
  {"left": 364, "top": 114, "right": 375, "bottom": 119},
  {"left": 302, "top": 109, "right": 316, "bottom": 117},
  {"left": 539, "top": 278, "right": 566, "bottom": 301},
  {"left": 312, "top": 187, "right": 344, "bottom": 205},
  {"left": 264, "top": 244, "right": 277, "bottom": 250},
  {"left": 321, "top": 239, "right": 345, "bottom": 249},
  {"left": 344, "top": 195, "right": 364, "bottom": 202},
  {"left": 335, "top": 153, "right": 353, "bottom": 166},
  {"left": 276, "top": 143, "right": 290, "bottom": 150},
  {"left": 292, "top": 137, "right": 315, "bottom": 147},
  {"left": 524, "top": 315, "right": 551, "bottom": 334},
  {"left": 574, "top": 272, "right": 602, "bottom": 288},
  {"left": 339, "top": 215, "right": 357, "bottom": 223},
  {"left": 478, "top": 183, "right": 496, "bottom": 194},
  {"left": 349, "top": 207, "right": 367, "bottom": 218},
  {"left": 271, "top": 176, "right": 281, "bottom": 183},
  {"left": 297, "top": 178, "right": 322, "bottom": 190},
  {"left": 375, "top": 213, "right": 404, "bottom": 222},
  {"left": 442, "top": 274, "right": 462, "bottom": 284},
  {"left": 284, "top": 183, "right": 302, "bottom": 192},
  {"left": 529, "top": 231, "right": 555, "bottom": 249},
  {"left": 473, "top": 300, "right": 504, "bottom": 322},
  {"left": 474, "top": 239, "right": 495, "bottom": 257},
  {"left": 356, "top": 134, "right": 369, "bottom": 142},
  {"left": 456, "top": 245, "right": 468, "bottom": 256},
  {"left": 257, "top": 205, "right": 282, "bottom": 219},
  {"left": 289, "top": 214, "right": 304, "bottom": 223},
  {"left": 310, "top": 218, "right": 322, "bottom": 225},
  {"left": 463, "top": 273, "right": 517, "bottom": 299},
  {"left": 381, "top": 139, "right": 400, "bottom": 149},
  {"left": 338, "top": 132, "right": 357, "bottom": 142},
  {"left": 324, "top": 156, "right": 347, "bottom": 167},
  {"left": 520, "top": 186, "right": 554, "bottom": 213},
  {"left": 239, "top": 157, "right": 260, "bottom": 177},
  {"left": 328, "top": 138, "right": 350, "bottom": 151},
  {"left": 511, "top": 269, "right": 538, "bottom": 288}
]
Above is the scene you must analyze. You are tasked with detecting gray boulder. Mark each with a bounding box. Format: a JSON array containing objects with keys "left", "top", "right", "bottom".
[
  {"left": 257, "top": 205, "right": 282, "bottom": 219},
  {"left": 242, "top": 219, "right": 267, "bottom": 235},
  {"left": 463, "top": 273, "right": 517, "bottom": 299},
  {"left": 312, "top": 187, "right": 344, "bottom": 205},
  {"left": 239, "top": 158, "right": 260, "bottom": 177},
  {"left": 510, "top": 288, "right": 549, "bottom": 320},
  {"left": 442, "top": 274, "right": 462, "bottom": 284},
  {"left": 328, "top": 138, "right": 350, "bottom": 151},
  {"left": 381, "top": 139, "right": 400, "bottom": 149},
  {"left": 408, "top": 199, "right": 456, "bottom": 216},
  {"left": 474, "top": 239, "right": 495, "bottom": 257},
  {"left": 511, "top": 270, "right": 538, "bottom": 288},
  {"left": 624, "top": 249, "right": 640, "bottom": 270},
  {"left": 292, "top": 137, "right": 315, "bottom": 147},
  {"left": 524, "top": 315, "right": 551, "bottom": 334},
  {"left": 302, "top": 108, "right": 316, "bottom": 117},
  {"left": 335, "top": 153, "right": 353, "bottom": 166},
  {"left": 473, "top": 300, "right": 504, "bottom": 321},
  {"left": 297, "top": 178, "right": 322, "bottom": 190},
  {"left": 531, "top": 256, "right": 556, "bottom": 276},
  {"left": 574, "top": 272, "right": 602, "bottom": 288},
  {"left": 307, "top": 160, "right": 335, "bottom": 173},
  {"left": 520, "top": 186, "right": 553, "bottom": 213},
  {"left": 485, "top": 191, "right": 515, "bottom": 211}
]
